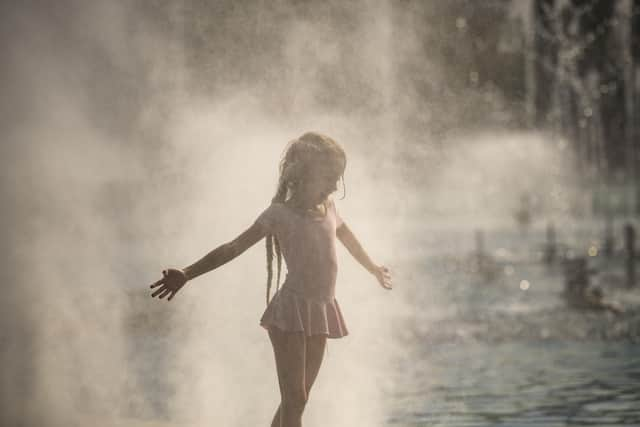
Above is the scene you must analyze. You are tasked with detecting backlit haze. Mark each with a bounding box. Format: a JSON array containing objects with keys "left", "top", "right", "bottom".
[{"left": 0, "top": 2, "right": 590, "bottom": 426}]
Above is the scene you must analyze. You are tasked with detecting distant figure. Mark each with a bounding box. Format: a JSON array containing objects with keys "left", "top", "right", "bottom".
[
  {"left": 514, "top": 193, "right": 532, "bottom": 233},
  {"left": 584, "top": 286, "right": 624, "bottom": 314},
  {"left": 543, "top": 222, "right": 556, "bottom": 265},
  {"left": 149, "top": 132, "right": 392, "bottom": 427},
  {"left": 603, "top": 216, "right": 614, "bottom": 258},
  {"left": 564, "top": 258, "right": 590, "bottom": 301},
  {"left": 563, "top": 257, "right": 622, "bottom": 314},
  {"left": 625, "top": 223, "right": 636, "bottom": 288},
  {"left": 472, "top": 229, "right": 499, "bottom": 282}
]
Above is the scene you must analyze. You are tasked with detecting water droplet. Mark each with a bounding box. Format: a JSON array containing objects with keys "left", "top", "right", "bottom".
[
  {"left": 495, "top": 248, "right": 508, "bottom": 258},
  {"left": 469, "top": 70, "right": 479, "bottom": 85}
]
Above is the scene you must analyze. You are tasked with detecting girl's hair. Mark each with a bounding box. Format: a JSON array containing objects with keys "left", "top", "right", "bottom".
[{"left": 265, "top": 132, "right": 347, "bottom": 305}]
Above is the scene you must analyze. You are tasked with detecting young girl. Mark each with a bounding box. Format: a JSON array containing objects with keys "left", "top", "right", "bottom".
[{"left": 150, "top": 132, "right": 392, "bottom": 427}]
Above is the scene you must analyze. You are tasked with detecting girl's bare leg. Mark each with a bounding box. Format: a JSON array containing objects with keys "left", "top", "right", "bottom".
[
  {"left": 268, "top": 328, "right": 327, "bottom": 427},
  {"left": 304, "top": 333, "right": 327, "bottom": 396},
  {"left": 269, "top": 327, "right": 306, "bottom": 427}
]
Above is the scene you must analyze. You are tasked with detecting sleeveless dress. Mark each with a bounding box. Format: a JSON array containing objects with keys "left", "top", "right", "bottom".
[{"left": 255, "top": 198, "right": 349, "bottom": 339}]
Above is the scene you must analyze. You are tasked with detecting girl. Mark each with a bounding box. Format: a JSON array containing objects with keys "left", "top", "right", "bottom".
[{"left": 150, "top": 132, "right": 392, "bottom": 427}]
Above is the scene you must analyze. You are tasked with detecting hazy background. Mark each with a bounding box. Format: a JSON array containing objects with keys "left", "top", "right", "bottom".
[{"left": 2, "top": 1, "right": 637, "bottom": 426}]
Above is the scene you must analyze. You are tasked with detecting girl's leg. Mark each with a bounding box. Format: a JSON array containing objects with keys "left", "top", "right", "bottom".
[
  {"left": 303, "top": 333, "right": 327, "bottom": 396},
  {"left": 268, "top": 327, "right": 307, "bottom": 427},
  {"left": 270, "top": 329, "right": 327, "bottom": 427}
]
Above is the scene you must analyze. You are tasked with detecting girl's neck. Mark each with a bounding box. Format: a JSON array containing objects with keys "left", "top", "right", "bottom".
[{"left": 286, "top": 196, "right": 325, "bottom": 213}]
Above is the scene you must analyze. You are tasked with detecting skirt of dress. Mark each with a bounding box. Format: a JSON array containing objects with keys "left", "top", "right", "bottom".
[{"left": 260, "top": 287, "right": 349, "bottom": 339}]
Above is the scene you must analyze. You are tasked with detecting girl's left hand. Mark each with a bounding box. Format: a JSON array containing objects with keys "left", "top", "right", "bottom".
[{"left": 373, "top": 265, "right": 392, "bottom": 290}]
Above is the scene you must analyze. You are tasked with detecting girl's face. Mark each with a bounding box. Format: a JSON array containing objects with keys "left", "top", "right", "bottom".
[{"left": 296, "top": 165, "right": 341, "bottom": 207}]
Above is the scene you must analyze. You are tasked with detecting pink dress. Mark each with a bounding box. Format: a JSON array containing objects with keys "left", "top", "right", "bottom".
[{"left": 255, "top": 198, "right": 349, "bottom": 339}]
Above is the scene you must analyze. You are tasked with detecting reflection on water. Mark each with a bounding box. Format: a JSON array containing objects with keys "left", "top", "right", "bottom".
[
  {"left": 387, "top": 226, "right": 640, "bottom": 426},
  {"left": 388, "top": 341, "right": 640, "bottom": 426}
]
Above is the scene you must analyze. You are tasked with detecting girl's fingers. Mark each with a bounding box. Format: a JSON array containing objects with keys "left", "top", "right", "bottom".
[
  {"left": 150, "top": 278, "right": 164, "bottom": 289},
  {"left": 378, "top": 274, "right": 392, "bottom": 289},
  {"left": 158, "top": 289, "right": 171, "bottom": 299},
  {"left": 151, "top": 286, "right": 165, "bottom": 297},
  {"left": 167, "top": 290, "right": 177, "bottom": 301}
]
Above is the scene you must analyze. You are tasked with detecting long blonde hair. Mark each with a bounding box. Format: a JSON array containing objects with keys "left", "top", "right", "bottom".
[{"left": 265, "top": 132, "right": 347, "bottom": 305}]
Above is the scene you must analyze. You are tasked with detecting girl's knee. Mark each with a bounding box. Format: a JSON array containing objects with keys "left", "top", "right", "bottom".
[{"left": 282, "top": 389, "right": 308, "bottom": 412}]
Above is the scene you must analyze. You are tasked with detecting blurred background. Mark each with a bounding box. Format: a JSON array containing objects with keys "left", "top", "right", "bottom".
[{"left": 2, "top": 1, "right": 640, "bottom": 426}]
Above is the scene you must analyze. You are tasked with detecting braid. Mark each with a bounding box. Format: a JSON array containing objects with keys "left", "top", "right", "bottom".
[
  {"left": 274, "top": 237, "right": 282, "bottom": 293},
  {"left": 265, "top": 234, "right": 274, "bottom": 305},
  {"left": 265, "top": 178, "right": 288, "bottom": 305}
]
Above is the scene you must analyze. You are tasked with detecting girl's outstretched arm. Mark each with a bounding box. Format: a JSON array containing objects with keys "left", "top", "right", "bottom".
[
  {"left": 336, "top": 222, "right": 392, "bottom": 290},
  {"left": 150, "top": 222, "right": 266, "bottom": 300},
  {"left": 182, "top": 222, "right": 266, "bottom": 280}
]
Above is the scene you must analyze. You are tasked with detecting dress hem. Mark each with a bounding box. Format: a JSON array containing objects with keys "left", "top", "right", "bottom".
[
  {"left": 259, "top": 287, "right": 349, "bottom": 339},
  {"left": 259, "top": 323, "right": 349, "bottom": 339}
]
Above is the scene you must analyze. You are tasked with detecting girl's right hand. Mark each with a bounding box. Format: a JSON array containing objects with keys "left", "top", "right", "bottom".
[{"left": 150, "top": 268, "right": 187, "bottom": 301}]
